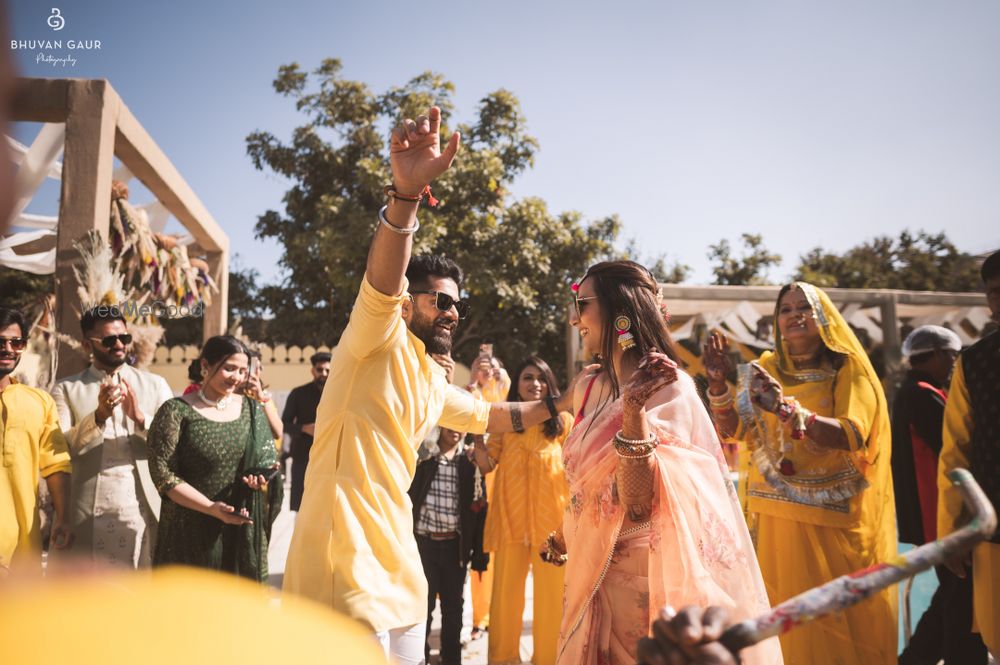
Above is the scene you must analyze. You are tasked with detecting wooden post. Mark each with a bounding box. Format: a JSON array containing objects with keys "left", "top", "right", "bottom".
[
  {"left": 203, "top": 251, "right": 228, "bottom": 341},
  {"left": 55, "top": 80, "right": 118, "bottom": 378}
]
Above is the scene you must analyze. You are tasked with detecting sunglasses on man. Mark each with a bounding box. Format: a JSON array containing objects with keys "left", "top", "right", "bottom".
[
  {"left": 89, "top": 333, "right": 133, "bottom": 349},
  {"left": 0, "top": 336, "right": 27, "bottom": 352},
  {"left": 409, "top": 290, "right": 471, "bottom": 320}
]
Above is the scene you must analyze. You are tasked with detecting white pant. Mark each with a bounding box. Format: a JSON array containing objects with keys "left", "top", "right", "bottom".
[{"left": 374, "top": 623, "right": 425, "bottom": 665}]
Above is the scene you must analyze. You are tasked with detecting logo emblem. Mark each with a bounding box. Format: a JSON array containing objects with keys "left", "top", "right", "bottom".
[{"left": 47, "top": 8, "right": 65, "bottom": 31}]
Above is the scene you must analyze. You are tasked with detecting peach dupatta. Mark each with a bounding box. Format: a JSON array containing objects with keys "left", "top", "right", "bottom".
[{"left": 556, "top": 371, "right": 783, "bottom": 665}]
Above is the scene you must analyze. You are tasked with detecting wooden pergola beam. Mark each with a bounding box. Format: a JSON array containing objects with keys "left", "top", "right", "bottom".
[
  {"left": 11, "top": 77, "right": 229, "bottom": 376},
  {"left": 113, "top": 99, "right": 227, "bottom": 254},
  {"left": 657, "top": 284, "right": 984, "bottom": 308}
]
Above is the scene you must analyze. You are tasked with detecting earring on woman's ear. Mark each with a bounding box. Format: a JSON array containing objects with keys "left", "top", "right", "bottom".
[{"left": 615, "top": 315, "right": 636, "bottom": 351}]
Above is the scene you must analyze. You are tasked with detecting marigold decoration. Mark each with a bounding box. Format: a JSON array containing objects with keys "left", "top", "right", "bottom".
[{"left": 615, "top": 314, "right": 635, "bottom": 351}]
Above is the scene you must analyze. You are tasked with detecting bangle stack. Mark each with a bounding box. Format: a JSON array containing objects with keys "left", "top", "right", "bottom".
[
  {"left": 541, "top": 531, "right": 568, "bottom": 566},
  {"left": 613, "top": 430, "right": 657, "bottom": 458},
  {"left": 707, "top": 385, "right": 734, "bottom": 413}
]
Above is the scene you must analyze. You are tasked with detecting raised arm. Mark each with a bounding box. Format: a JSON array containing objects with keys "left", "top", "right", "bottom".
[{"left": 366, "top": 106, "right": 461, "bottom": 296}]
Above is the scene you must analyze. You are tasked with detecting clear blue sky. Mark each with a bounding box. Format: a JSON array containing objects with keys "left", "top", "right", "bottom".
[{"left": 9, "top": 0, "right": 1000, "bottom": 285}]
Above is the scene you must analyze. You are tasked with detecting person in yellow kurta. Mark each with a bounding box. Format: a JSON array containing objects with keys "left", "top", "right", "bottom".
[
  {"left": 0, "top": 306, "right": 73, "bottom": 574},
  {"left": 704, "top": 283, "right": 898, "bottom": 664},
  {"left": 937, "top": 250, "right": 1000, "bottom": 659},
  {"left": 282, "top": 106, "right": 576, "bottom": 664},
  {"left": 466, "top": 354, "right": 511, "bottom": 640},
  {"left": 470, "top": 355, "right": 571, "bottom": 665}
]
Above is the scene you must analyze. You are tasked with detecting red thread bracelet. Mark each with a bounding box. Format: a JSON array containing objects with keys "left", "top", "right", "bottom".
[{"left": 384, "top": 184, "right": 439, "bottom": 207}]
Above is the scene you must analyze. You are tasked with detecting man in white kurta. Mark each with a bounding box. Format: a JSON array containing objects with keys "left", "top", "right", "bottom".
[{"left": 52, "top": 308, "right": 172, "bottom": 568}]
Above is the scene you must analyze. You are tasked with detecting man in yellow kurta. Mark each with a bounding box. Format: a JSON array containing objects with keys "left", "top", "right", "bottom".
[
  {"left": 938, "top": 250, "right": 1000, "bottom": 659},
  {"left": 0, "top": 306, "right": 73, "bottom": 574},
  {"left": 282, "top": 107, "right": 574, "bottom": 664}
]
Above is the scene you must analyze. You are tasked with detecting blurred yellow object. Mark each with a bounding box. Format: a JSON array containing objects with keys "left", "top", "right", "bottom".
[{"left": 3, "top": 567, "right": 385, "bottom": 664}]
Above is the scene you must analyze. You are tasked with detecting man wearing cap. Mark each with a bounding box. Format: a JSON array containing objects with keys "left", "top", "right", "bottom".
[
  {"left": 894, "top": 325, "right": 986, "bottom": 664},
  {"left": 938, "top": 249, "right": 1000, "bottom": 660}
]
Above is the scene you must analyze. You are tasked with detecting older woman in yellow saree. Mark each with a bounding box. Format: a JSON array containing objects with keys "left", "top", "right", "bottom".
[
  {"left": 553, "top": 260, "right": 782, "bottom": 665},
  {"left": 704, "top": 282, "right": 898, "bottom": 664}
]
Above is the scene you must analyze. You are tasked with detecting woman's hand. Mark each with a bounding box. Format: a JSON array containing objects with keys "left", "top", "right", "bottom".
[
  {"left": 636, "top": 606, "right": 738, "bottom": 665},
  {"left": 702, "top": 332, "right": 732, "bottom": 393},
  {"left": 748, "top": 362, "right": 784, "bottom": 413},
  {"left": 390, "top": 106, "right": 460, "bottom": 196},
  {"left": 208, "top": 501, "right": 252, "bottom": 525},
  {"left": 244, "top": 373, "right": 264, "bottom": 401},
  {"left": 242, "top": 473, "right": 269, "bottom": 492},
  {"left": 622, "top": 349, "right": 678, "bottom": 418}
]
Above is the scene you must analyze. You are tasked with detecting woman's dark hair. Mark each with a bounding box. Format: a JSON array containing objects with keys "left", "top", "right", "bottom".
[
  {"left": 199, "top": 335, "right": 249, "bottom": 380},
  {"left": 775, "top": 283, "right": 845, "bottom": 369},
  {"left": 506, "top": 355, "right": 564, "bottom": 438},
  {"left": 186, "top": 358, "right": 202, "bottom": 383},
  {"left": 580, "top": 260, "right": 679, "bottom": 398}
]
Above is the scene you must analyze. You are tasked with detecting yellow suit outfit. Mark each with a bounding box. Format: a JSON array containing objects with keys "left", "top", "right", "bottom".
[
  {"left": 732, "top": 283, "right": 897, "bottom": 664},
  {"left": 484, "top": 413, "right": 572, "bottom": 665}
]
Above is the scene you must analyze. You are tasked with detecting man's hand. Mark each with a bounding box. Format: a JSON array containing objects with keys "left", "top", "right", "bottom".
[
  {"left": 637, "top": 606, "right": 738, "bottom": 665},
  {"left": 95, "top": 381, "right": 122, "bottom": 424},
  {"left": 431, "top": 353, "right": 456, "bottom": 384},
  {"left": 119, "top": 378, "right": 145, "bottom": 429},
  {"left": 301, "top": 423, "right": 316, "bottom": 437},
  {"left": 50, "top": 517, "right": 74, "bottom": 550},
  {"left": 390, "top": 106, "right": 460, "bottom": 196}
]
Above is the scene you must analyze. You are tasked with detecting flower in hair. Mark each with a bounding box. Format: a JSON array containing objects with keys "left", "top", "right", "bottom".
[{"left": 571, "top": 282, "right": 580, "bottom": 293}]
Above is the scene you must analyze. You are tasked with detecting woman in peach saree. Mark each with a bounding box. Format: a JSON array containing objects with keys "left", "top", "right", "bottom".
[{"left": 549, "top": 261, "right": 782, "bottom": 665}]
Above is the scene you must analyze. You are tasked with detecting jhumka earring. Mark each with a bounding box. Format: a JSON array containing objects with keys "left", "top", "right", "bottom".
[{"left": 615, "top": 314, "right": 636, "bottom": 351}]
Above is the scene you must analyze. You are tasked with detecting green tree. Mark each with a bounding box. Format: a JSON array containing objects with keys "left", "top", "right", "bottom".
[
  {"left": 707, "top": 233, "right": 782, "bottom": 285},
  {"left": 795, "top": 230, "right": 980, "bottom": 291},
  {"left": 246, "top": 59, "right": 621, "bottom": 375},
  {"left": 0, "top": 267, "right": 52, "bottom": 313}
]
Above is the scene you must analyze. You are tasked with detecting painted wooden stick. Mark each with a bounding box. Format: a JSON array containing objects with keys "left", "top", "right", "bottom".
[{"left": 719, "top": 468, "right": 996, "bottom": 653}]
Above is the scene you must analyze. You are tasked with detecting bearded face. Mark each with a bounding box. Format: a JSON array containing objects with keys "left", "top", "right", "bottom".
[{"left": 404, "top": 276, "right": 460, "bottom": 356}]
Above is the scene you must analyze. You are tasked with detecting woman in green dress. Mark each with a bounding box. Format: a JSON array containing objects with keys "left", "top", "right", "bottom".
[{"left": 147, "top": 336, "right": 282, "bottom": 581}]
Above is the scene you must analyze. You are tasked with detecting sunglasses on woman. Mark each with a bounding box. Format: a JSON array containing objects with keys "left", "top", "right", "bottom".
[
  {"left": 573, "top": 295, "right": 598, "bottom": 317},
  {"left": 409, "top": 290, "right": 471, "bottom": 320},
  {"left": 89, "top": 333, "right": 133, "bottom": 348},
  {"left": 0, "top": 336, "right": 28, "bottom": 352}
]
